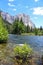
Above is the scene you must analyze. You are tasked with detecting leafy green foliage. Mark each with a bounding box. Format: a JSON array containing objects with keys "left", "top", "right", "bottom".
[
  {"left": 14, "top": 44, "right": 33, "bottom": 65},
  {"left": 0, "top": 17, "right": 8, "bottom": 42},
  {"left": 14, "top": 44, "right": 33, "bottom": 58}
]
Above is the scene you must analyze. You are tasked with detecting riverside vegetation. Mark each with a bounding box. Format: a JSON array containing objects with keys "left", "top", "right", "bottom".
[
  {"left": 0, "top": 16, "right": 8, "bottom": 43},
  {"left": 13, "top": 44, "right": 33, "bottom": 65}
]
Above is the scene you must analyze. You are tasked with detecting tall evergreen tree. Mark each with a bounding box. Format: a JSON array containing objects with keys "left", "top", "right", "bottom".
[
  {"left": 26, "top": 25, "right": 30, "bottom": 33},
  {"left": 40, "top": 26, "right": 43, "bottom": 30},
  {"left": 12, "top": 18, "right": 25, "bottom": 34}
]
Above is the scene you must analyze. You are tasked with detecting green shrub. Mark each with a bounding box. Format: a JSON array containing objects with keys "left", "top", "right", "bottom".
[
  {"left": 14, "top": 44, "right": 33, "bottom": 59},
  {"left": 14, "top": 44, "right": 33, "bottom": 65},
  {"left": 0, "top": 17, "right": 8, "bottom": 42}
]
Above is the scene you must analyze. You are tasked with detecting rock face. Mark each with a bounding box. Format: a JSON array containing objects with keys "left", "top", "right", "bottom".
[
  {"left": 1, "top": 11, "right": 35, "bottom": 28},
  {"left": 1, "top": 12, "right": 14, "bottom": 24}
]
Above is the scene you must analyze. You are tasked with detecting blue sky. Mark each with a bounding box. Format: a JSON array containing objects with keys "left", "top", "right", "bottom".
[{"left": 0, "top": 0, "right": 43, "bottom": 28}]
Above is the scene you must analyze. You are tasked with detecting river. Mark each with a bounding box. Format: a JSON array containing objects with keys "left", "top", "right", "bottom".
[
  {"left": 0, "top": 34, "right": 43, "bottom": 65},
  {"left": 8, "top": 34, "right": 43, "bottom": 55}
]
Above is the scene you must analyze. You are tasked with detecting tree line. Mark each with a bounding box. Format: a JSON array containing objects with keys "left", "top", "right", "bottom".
[
  {"left": 6, "top": 18, "right": 43, "bottom": 35},
  {"left": 11, "top": 18, "right": 34, "bottom": 34}
]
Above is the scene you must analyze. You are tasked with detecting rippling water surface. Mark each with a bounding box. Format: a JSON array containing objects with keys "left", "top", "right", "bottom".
[{"left": 8, "top": 34, "right": 43, "bottom": 54}]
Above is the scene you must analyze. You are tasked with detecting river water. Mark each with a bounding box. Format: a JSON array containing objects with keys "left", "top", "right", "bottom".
[
  {"left": 8, "top": 34, "right": 43, "bottom": 55},
  {"left": 0, "top": 34, "right": 43, "bottom": 65}
]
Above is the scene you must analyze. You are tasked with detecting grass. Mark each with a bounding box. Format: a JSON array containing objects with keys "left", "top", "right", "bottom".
[
  {"left": 22, "top": 33, "right": 35, "bottom": 36},
  {"left": 22, "top": 31, "right": 43, "bottom": 36}
]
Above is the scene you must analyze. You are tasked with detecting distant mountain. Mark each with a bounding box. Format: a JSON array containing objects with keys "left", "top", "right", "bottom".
[
  {"left": 1, "top": 11, "right": 14, "bottom": 24},
  {"left": 0, "top": 11, "right": 35, "bottom": 28}
]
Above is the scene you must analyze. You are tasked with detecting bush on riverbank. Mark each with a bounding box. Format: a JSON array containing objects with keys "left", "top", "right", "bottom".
[
  {"left": 0, "top": 17, "right": 8, "bottom": 43},
  {"left": 14, "top": 44, "right": 33, "bottom": 65}
]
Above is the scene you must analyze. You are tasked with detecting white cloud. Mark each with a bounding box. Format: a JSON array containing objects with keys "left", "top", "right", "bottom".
[
  {"left": 32, "top": 7, "right": 43, "bottom": 15},
  {"left": 9, "top": 0, "right": 14, "bottom": 2},
  {"left": 34, "top": 0, "right": 39, "bottom": 2},
  {"left": 8, "top": 3, "right": 15, "bottom": 7},
  {"left": 13, "top": 8, "right": 16, "bottom": 11}
]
